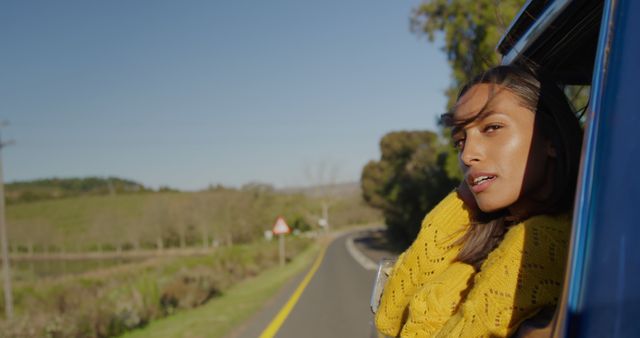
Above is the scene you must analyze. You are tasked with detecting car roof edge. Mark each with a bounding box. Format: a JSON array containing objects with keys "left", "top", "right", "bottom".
[{"left": 499, "top": 0, "right": 574, "bottom": 64}]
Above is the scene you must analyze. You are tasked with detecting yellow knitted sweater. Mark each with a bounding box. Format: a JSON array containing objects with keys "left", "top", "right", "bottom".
[{"left": 375, "top": 191, "right": 570, "bottom": 337}]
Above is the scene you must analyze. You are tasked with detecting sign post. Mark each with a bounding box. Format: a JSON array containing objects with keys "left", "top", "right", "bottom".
[{"left": 272, "top": 216, "right": 291, "bottom": 266}]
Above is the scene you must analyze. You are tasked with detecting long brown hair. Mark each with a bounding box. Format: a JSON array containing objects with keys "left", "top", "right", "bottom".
[{"left": 441, "top": 65, "right": 583, "bottom": 269}]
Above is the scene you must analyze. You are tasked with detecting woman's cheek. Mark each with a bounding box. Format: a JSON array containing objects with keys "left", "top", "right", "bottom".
[{"left": 479, "top": 139, "right": 529, "bottom": 211}]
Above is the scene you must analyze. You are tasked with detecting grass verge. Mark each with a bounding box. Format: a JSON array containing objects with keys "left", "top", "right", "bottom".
[
  {"left": 1, "top": 237, "right": 313, "bottom": 337},
  {"left": 119, "top": 242, "right": 321, "bottom": 338}
]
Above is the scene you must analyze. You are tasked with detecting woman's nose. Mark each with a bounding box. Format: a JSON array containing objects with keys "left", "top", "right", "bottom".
[{"left": 460, "top": 137, "right": 483, "bottom": 166}]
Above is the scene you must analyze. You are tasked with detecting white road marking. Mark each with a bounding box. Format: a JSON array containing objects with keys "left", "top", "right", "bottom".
[{"left": 346, "top": 235, "right": 378, "bottom": 270}]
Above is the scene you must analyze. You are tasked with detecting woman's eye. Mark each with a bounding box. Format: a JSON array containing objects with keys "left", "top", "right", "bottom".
[
  {"left": 453, "top": 138, "right": 465, "bottom": 150},
  {"left": 484, "top": 124, "right": 503, "bottom": 133}
]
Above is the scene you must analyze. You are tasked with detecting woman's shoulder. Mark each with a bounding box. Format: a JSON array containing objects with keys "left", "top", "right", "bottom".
[
  {"left": 414, "top": 191, "right": 472, "bottom": 252},
  {"left": 420, "top": 190, "right": 472, "bottom": 231},
  {"left": 488, "top": 212, "right": 572, "bottom": 267},
  {"left": 506, "top": 212, "right": 572, "bottom": 243}
]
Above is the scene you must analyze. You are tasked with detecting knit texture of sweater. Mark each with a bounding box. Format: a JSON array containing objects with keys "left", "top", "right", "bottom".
[{"left": 374, "top": 191, "right": 571, "bottom": 337}]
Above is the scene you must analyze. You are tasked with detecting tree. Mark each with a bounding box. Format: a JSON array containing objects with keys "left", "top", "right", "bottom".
[
  {"left": 143, "top": 195, "right": 173, "bottom": 250},
  {"left": 411, "top": 0, "right": 527, "bottom": 108},
  {"left": 410, "top": 0, "right": 527, "bottom": 180},
  {"left": 361, "top": 131, "right": 456, "bottom": 245}
]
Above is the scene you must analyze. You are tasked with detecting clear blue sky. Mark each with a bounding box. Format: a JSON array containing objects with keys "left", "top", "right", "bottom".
[{"left": 0, "top": 0, "right": 450, "bottom": 190}]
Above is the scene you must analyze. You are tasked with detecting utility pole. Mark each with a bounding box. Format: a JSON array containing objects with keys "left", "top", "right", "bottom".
[
  {"left": 0, "top": 121, "right": 14, "bottom": 319},
  {"left": 321, "top": 201, "right": 330, "bottom": 232},
  {"left": 304, "top": 161, "right": 339, "bottom": 232}
]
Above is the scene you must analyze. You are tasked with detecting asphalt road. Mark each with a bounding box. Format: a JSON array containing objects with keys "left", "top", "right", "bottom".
[{"left": 231, "top": 230, "right": 382, "bottom": 338}]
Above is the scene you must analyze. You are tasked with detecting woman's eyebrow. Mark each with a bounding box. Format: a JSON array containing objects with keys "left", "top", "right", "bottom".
[
  {"left": 450, "top": 109, "right": 501, "bottom": 135},
  {"left": 475, "top": 109, "right": 502, "bottom": 121}
]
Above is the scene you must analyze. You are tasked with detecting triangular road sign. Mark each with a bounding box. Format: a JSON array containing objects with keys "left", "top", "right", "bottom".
[{"left": 272, "top": 216, "right": 291, "bottom": 235}]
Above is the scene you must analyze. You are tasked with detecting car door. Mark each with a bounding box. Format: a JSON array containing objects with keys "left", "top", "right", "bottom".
[{"left": 499, "top": 0, "right": 640, "bottom": 336}]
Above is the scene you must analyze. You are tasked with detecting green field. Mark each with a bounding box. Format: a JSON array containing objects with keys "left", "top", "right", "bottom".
[
  {"left": 8, "top": 194, "right": 149, "bottom": 248},
  {"left": 0, "top": 236, "right": 315, "bottom": 337},
  {"left": 6, "top": 188, "right": 380, "bottom": 252},
  {"left": 120, "top": 243, "right": 321, "bottom": 338},
  {"left": 0, "top": 180, "right": 380, "bottom": 337}
]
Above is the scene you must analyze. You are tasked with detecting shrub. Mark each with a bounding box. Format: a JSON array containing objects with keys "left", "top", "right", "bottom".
[{"left": 0, "top": 236, "right": 312, "bottom": 337}]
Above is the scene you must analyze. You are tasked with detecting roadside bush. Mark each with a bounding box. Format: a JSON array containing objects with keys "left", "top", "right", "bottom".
[
  {"left": 160, "top": 267, "right": 222, "bottom": 313},
  {"left": 0, "top": 236, "right": 313, "bottom": 338}
]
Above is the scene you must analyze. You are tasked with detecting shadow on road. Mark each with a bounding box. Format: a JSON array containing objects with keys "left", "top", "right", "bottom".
[{"left": 352, "top": 228, "right": 404, "bottom": 263}]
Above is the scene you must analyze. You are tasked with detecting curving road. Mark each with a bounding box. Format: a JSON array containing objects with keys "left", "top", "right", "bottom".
[{"left": 231, "top": 230, "right": 386, "bottom": 338}]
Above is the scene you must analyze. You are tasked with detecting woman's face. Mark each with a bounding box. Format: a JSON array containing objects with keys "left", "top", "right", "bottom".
[{"left": 452, "top": 84, "right": 554, "bottom": 214}]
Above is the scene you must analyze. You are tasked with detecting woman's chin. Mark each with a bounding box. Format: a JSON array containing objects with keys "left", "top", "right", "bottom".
[{"left": 475, "top": 200, "right": 506, "bottom": 214}]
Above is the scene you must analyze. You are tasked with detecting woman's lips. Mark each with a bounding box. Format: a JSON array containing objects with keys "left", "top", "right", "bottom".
[{"left": 470, "top": 175, "right": 497, "bottom": 193}]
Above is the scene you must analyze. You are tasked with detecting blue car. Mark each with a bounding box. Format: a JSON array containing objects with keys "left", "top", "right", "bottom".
[{"left": 498, "top": 0, "right": 640, "bottom": 336}]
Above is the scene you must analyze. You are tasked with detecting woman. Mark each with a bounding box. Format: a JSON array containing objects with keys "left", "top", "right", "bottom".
[{"left": 374, "top": 65, "right": 583, "bottom": 337}]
